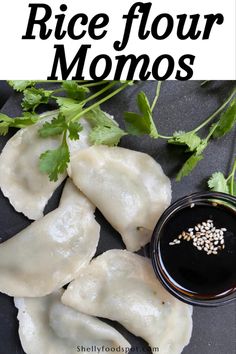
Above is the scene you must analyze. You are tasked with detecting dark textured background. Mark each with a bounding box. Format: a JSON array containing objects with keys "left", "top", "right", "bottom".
[{"left": 0, "top": 81, "right": 235, "bottom": 354}]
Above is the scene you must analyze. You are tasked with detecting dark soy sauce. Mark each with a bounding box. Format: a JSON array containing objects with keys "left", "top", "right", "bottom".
[{"left": 158, "top": 202, "right": 236, "bottom": 299}]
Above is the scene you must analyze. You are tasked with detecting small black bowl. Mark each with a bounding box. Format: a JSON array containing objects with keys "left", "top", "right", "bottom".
[{"left": 151, "top": 192, "right": 236, "bottom": 307}]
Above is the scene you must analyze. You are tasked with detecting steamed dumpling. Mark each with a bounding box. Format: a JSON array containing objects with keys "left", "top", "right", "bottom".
[
  {"left": 15, "top": 289, "right": 130, "bottom": 354},
  {"left": 68, "top": 146, "right": 171, "bottom": 251},
  {"left": 62, "top": 250, "right": 192, "bottom": 354},
  {"left": 0, "top": 111, "right": 91, "bottom": 220},
  {"left": 0, "top": 180, "right": 100, "bottom": 297}
]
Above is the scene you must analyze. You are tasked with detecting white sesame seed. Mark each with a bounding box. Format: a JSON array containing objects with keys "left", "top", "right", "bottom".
[
  {"left": 190, "top": 203, "right": 195, "bottom": 208},
  {"left": 169, "top": 218, "right": 227, "bottom": 255}
]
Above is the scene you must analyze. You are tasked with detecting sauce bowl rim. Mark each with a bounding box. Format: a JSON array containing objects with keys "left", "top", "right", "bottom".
[{"left": 150, "top": 191, "right": 236, "bottom": 307}]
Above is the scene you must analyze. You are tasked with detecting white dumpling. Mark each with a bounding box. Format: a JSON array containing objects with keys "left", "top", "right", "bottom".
[
  {"left": 0, "top": 180, "right": 100, "bottom": 297},
  {"left": 68, "top": 146, "right": 171, "bottom": 251},
  {"left": 15, "top": 289, "right": 131, "bottom": 354},
  {"left": 62, "top": 250, "right": 192, "bottom": 354},
  {"left": 0, "top": 111, "right": 92, "bottom": 220}
]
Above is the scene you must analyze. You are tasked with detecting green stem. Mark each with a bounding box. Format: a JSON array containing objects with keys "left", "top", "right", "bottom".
[
  {"left": 193, "top": 89, "right": 236, "bottom": 133},
  {"left": 201, "top": 80, "right": 210, "bottom": 87},
  {"left": 83, "top": 81, "right": 109, "bottom": 88},
  {"left": 205, "top": 120, "right": 220, "bottom": 142},
  {"left": 81, "top": 82, "right": 117, "bottom": 105},
  {"left": 51, "top": 88, "right": 64, "bottom": 94},
  {"left": 229, "top": 159, "right": 236, "bottom": 195},
  {"left": 151, "top": 81, "right": 162, "bottom": 112},
  {"left": 158, "top": 134, "right": 172, "bottom": 139},
  {"left": 37, "top": 80, "right": 108, "bottom": 88},
  {"left": 39, "top": 109, "right": 59, "bottom": 119},
  {"left": 71, "top": 82, "right": 131, "bottom": 122}
]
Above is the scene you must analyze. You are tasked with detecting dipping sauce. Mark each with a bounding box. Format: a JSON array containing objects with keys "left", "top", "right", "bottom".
[{"left": 151, "top": 193, "right": 236, "bottom": 305}]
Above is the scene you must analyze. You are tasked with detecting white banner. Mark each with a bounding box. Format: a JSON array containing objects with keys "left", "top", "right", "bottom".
[{"left": 0, "top": 0, "right": 235, "bottom": 79}]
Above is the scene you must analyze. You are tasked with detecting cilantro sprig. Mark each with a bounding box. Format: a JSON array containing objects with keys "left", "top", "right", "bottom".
[
  {"left": 124, "top": 81, "right": 161, "bottom": 138},
  {"left": 208, "top": 158, "right": 236, "bottom": 196},
  {"left": 0, "top": 112, "right": 39, "bottom": 135},
  {"left": 39, "top": 131, "right": 70, "bottom": 182},
  {"left": 124, "top": 84, "right": 236, "bottom": 181},
  {"left": 3, "top": 80, "right": 236, "bottom": 185},
  {"left": 4, "top": 80, "right": 132, "bottom": 181},
  {"left": 86, "top": 108, "right": 127, "bottom": 146}
]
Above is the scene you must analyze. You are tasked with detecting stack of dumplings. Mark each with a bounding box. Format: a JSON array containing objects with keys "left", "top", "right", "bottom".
[{"left": 0, "top": 111, "right": 192, "bottom": 354}]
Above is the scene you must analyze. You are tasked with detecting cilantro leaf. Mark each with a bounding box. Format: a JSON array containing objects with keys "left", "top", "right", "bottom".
[
  {"left": 0, "top": 121, "right": 9, "bottom": 136},
  {"left": 8, "top": 80, "right": 35, "bottom": 91},
  {"left": 212, "top": 99, "right": 236, "bottom": 138},
  {"left": 56, "top": 97, "right": 83, "bottom": 121},
  {"left": 86, "top": 108, "right": 127, "bottom": 146},
  {"left": 195, "top": 139, "right": 208, "bottom": 155},
  {"left": 67, "top": 121, "right": 83, "bottom": 140},
  {"left": 176, "top": 153, "right": 204, "bottom": 181},
  {"left": 38, "top": 113, "right": 83, "bottom": 141},
  {"left": 168, "top": 131, "right": 202, "bottom": 151},
  {"left": 10, "top": 112, "right": 39, "bottom": 128},
  {"left": 39, "top": 137, "right": 69, "bottom": 181},
  {"left": 89, "top": 125, "right": 126, "bottom": 146},
  {"left": 62, "top": 81, "right": 89, "bottom": 101},
  {"left": 22, "top": 88, "right": 53, "bottom": 111},
  {"left": 208, "top": 172, "right": 229, "bottom": 193},
  {"left": 0, "top": 112, "right": 39, "bottom": 135},
  {"left": 124, "top": 92, "right": 158, "bottom": 138},
  {"left": 85, "top": 107, "right": 117, "bottom": 128},
  {"left": 38, "top": 114, "right": 67, "bottom": 138},
  {"left": 0, "top": 113, "right": 12, "bottom": 124}
]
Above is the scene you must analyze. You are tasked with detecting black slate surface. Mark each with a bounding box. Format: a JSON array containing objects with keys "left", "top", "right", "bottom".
[{"left": 0, "top": 81, "right": 236, "bottom": 354}]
